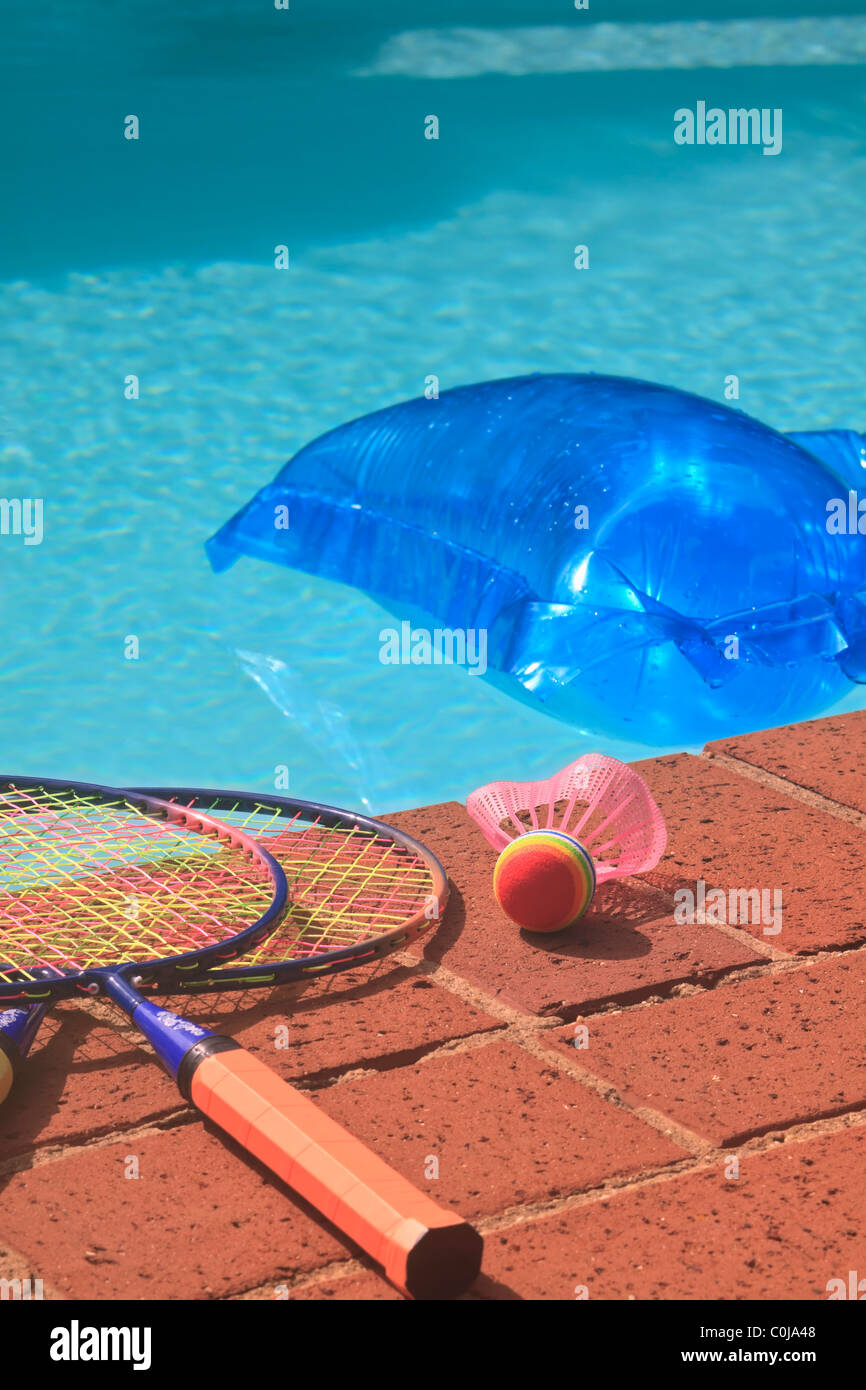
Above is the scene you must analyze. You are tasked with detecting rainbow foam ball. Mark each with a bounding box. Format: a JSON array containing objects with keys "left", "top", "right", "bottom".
[{"left": 492, "top": 830, "right": 596, "bottom": 933}]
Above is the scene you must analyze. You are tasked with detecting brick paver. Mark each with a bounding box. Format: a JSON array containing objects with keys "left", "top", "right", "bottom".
[
  {"left": 479, "top": 1126, "right": 866, "bottom": 1301},
  {"left": 5, "top": 712, "right": 866, "bottom": 1300},
  {"left": 635, "top": 752, "right": 866, "bottom": 953},
  {"left": 550, "top": 954, "right": 866, "bottom": 1145}
]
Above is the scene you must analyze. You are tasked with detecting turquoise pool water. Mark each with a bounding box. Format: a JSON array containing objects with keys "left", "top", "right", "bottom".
[{"left": 1, "top": 2, "right": 865, "bottom": 812}]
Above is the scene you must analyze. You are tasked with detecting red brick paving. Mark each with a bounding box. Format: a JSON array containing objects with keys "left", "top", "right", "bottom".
[
  {"left": 0, "top": 1123, "right": 348, "bottom": 1299},
  {"left": 550, "top": 953, "right": 866, "bottom": 1146},
  {"left": 479, "top": 1126, "right": 866, "bottom": 1301},
  {"left": 0, "top": 1005, "right": 176, "bottom": 1163},
  {"left": 314, "top": 1042, "right": 687, "bottom": 1219},
  {"left": 3, "top": 711, "right": 866, "bottom": 1301},
  {"left": 708, "top": 710, "right": 866, "bottom": 814},
  {"left": 635, "top": 753, "right": 866, "bottom": 953}
]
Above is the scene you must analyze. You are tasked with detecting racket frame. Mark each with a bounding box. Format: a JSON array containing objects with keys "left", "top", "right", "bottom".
[{"left": 127, "top": 786, "right": 448, "bottom": 992}]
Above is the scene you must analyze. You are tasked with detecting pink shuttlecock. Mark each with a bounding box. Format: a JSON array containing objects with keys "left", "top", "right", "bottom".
[{"left": 466, "top": 754, "right": 667, "bottom": 930}]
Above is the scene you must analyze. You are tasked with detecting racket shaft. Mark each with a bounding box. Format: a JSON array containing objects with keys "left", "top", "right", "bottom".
[{"left": 190, "top": 1048, "right": 482, "bottom": 1299}]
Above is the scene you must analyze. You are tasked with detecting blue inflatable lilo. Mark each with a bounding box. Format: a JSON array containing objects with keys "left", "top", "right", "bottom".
[{"left": 206, "top": 374, "right": 866, "bottom": 744}]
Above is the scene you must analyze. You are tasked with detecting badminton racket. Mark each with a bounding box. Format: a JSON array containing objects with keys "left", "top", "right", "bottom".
[
  {"left": 0, "top": 781, "right": 481, "bottom": 1299},
  {"left": 0, "top": 771, "right": 287, "bottom": 1089}
]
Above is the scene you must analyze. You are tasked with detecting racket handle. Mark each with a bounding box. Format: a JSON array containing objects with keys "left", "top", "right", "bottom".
[
  {"left": 187, "top": 1044, "right": 483, "bottom": 1299},
  {"left": 107, "top": 979, "right": 483, "bottom": 1298}
]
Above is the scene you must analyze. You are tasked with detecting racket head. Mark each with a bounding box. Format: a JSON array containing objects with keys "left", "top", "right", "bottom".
[
  {"left": 0, "top": 777, "right": 289, "bottom": 1001},
  {"left": 129, "top": 787, "right": 448, "bottom": 993}
]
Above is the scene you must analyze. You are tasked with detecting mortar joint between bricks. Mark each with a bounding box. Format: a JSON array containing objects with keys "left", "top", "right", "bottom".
[{"left": 703, "top": 749, "right": 866, "bottom": 828}]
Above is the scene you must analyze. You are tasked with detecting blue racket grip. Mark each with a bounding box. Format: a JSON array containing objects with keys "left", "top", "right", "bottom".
[{"left": 0, "top": 1002, "right": 49, "bottom": 1102}]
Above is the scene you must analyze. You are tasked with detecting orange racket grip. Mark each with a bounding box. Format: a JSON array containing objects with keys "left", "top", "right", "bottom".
[{"left": 189, "top": 1047, "right": 483, "bottom": 1299}]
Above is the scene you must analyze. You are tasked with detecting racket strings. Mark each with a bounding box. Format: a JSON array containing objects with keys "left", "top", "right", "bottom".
[
  {"left": 0, "top": 786, "right": 278, "bottom": 983},
  {"left": 279, "top": 831, "right": 428, "bottom": 948},
  {"left": 170, "top": 802, "right": 436, "bottom": 965}
]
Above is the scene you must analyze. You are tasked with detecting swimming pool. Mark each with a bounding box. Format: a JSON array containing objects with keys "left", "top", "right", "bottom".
[{"left": 1, "top": 2, "right": 864, "bottom": 812}]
